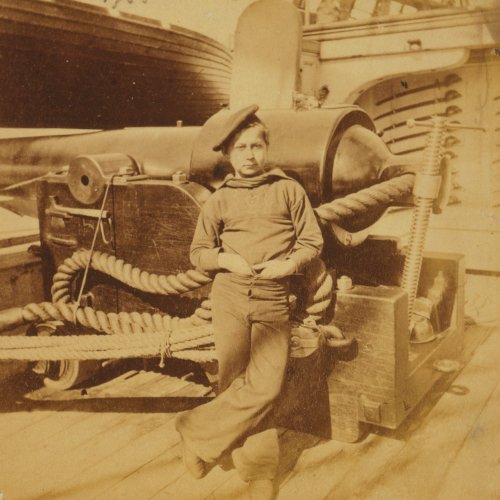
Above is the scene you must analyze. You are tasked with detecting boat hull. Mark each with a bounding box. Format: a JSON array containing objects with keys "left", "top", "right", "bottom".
[{"left": 0, "top": 0, "right": 232, "bottom": 128}]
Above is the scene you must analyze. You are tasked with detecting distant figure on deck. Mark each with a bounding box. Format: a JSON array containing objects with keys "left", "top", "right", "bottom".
[
  {"left": 316, "top": 0, "right": 355, "bottom": 22},
  {"left": 175, "top": 105, "right": 323, "bottom": 499}
]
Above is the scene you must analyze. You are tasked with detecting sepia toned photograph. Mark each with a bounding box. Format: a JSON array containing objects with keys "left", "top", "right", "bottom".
[{"left": 0, "top": 0, "right": 499, "bottom": 498}]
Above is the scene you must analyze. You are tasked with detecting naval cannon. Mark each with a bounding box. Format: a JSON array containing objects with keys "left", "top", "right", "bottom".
[{"left": 0, "top": 106, "right": 464, "bottom": 442}]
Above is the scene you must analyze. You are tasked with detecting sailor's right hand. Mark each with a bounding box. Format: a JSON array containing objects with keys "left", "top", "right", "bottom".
[{"left": 217, "top": 253, "right": 253, "bottom": 276}]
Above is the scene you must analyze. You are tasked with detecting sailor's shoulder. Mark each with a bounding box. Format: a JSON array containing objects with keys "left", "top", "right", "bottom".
[{"left": 271, "top": 175, "right": 305, "bottom": 195}]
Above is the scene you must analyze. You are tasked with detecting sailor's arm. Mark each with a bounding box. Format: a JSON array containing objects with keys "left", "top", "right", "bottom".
[
  {"left": 286, "top": 183, "right": 324, "bottom": 272},
  {"left": 190, "top": 197, "right": 252, "bottom": 276},
  {"left": 189, "top": 198, "right": 224, "bottom": 272},
  {"left": 252, "top": 182, "right": 323, "bottom": 279}
]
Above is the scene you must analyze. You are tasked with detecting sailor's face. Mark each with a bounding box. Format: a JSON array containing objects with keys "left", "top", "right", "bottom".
[{"left": 227, "top": 126, "right": 268, "bottom": 178}]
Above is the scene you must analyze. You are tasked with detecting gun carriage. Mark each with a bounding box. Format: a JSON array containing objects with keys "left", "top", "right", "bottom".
[{"left": 0, "top": 104, "right": 465, "bottom": 442}]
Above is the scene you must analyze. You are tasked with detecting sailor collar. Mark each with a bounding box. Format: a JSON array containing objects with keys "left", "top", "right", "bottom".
[{"left": 217, "top": 167, "right": 294, "bottom": 189}]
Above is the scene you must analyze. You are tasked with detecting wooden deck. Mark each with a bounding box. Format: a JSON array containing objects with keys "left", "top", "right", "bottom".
[{"left": 1, "top": 276, "right": 499, "bottom": 500}]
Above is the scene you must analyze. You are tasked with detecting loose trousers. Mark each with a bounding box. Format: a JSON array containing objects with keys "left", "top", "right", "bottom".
[{"left": 175, "top": 272, "right": 291, "bottom": 478}]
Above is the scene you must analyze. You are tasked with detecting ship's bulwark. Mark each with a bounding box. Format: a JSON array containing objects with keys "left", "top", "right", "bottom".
[{"left": 0, "top": 0, "right": 231, "bottom": 128}]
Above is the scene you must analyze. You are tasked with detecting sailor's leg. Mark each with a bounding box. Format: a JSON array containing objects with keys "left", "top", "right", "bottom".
[
  {"left": 175, "top": 319, "right": 290, "bottom": 464},
  {"left": 212, "top": 306, "right": 251, "bottom": 394}
]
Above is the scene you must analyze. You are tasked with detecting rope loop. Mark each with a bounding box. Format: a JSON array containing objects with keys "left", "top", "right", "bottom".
[{"left": 51, "top": 249, "right": 212, "bottom": 299}]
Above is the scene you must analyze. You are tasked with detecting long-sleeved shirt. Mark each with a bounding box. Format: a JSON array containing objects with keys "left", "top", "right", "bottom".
[{"left": 190, "top": 168, "right": 323, "bottom": 273}]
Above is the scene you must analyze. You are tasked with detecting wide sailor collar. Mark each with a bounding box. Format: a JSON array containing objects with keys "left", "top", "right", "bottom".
[{"left": 217, "top": 167, "right": 294, "bottom": 189}]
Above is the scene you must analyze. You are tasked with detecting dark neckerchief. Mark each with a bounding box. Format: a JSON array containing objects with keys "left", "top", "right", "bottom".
[{"left": 218, "top": 168, "right": 293, "bottom": 189}]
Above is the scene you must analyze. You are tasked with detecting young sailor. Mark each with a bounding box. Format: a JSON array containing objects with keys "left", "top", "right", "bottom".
[{"left": 175, "top": 105, "right": 323, "bottom": 498}]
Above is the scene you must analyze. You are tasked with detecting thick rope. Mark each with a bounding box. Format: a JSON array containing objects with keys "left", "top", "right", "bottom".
[
  {"left": 314, "top": 174, "right": 414, "bottom": 223},
  {"left": 0, "top": 331, "right": 215, "bottom": 362},
  {"left": 50, "top": 250, "right": 331, "bottom": 326},
  {"left": 295, "top": 257, "right": 333, "bottom": 321},
  {"left": 21, "top": 302, "right": 213, "bottom": 346},
  {"left": 5, "top": 257, "right": 331, "bottom": 362},
  {"left": 51, "top": 249, "right": 212, "bottom": 302}
]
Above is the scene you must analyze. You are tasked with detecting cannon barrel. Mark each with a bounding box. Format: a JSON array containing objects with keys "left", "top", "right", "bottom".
[
  {"left": 0, "top": 106, "right": 410, "bottom": 211},
  {"left": 0, "top": 127, "right": 200, "bottom": 188}
]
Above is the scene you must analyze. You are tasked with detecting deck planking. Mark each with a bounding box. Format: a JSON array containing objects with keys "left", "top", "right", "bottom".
[
  {"left": 276, "top": 433, "right": 385, "bottom": 500},
  {"left": 208, "top": 430, "right": 324, "bottom": 500},
  {"left": 436, "top": 375, "right": 500, "bottom": 499},
  {"left": 355, "top": 330, "right": 500, "bottom": 500},
  {"left": 39, "top": 416, "right": 180, "bottom": 499},
  {"left": 1, "top": 372, "right": 187, "bottom": 496},
  {"left": 0, "top": 371, "right": 212, "bottom": 499},
  {"left": 0, "top": 326, "right": 498, "bottom": 499},
  {"left": 0, "top": 408, "right": 56, "bottom": 441},
  {"left": 3, "top": 412, "right": 133, "bottom": 497},
  {"left": 94, "top": 441, "right": 185, "bottom": 500}
]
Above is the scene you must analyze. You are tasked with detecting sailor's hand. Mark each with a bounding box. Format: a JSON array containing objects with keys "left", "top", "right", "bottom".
[
  {"left": 217, "top": 253, "right": 253, "bottom": 276},
  {"left": 253, "top": 259, "right": 297, "bottom": 279}
]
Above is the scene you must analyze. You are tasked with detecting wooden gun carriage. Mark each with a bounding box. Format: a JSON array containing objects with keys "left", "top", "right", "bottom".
[{"left": 0, "top": 103, "right": 464, "bottom": 443}]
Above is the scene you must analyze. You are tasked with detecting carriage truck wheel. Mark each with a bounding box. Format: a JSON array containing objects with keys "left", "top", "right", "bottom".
[{"left": 29, "top": 321, "right": 102, "bottom": 390}]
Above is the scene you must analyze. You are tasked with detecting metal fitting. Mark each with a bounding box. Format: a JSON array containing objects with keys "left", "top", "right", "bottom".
[
  {"left": 337, "top": 275, "right": 353, "bottom": 291},
  {"left": 413, "top": 173, "right": 442, "bottom": 200},
  {"left": 172, "top": 171, "right": 188, "bottom": 184}
]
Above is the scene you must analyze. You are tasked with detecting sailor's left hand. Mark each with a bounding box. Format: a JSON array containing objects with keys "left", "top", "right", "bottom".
[{"left": 252, "top": 259, "right": 297, "bottom": 279}]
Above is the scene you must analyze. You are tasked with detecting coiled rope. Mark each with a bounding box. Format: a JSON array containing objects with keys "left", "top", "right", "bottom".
[{"left": 0, "top": 249, "right": 331, "bottom": 362}]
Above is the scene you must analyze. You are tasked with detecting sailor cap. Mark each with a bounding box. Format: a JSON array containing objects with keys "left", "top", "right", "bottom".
[{"left": 212, "top": 104, "right": 260, "bottom": 152}]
